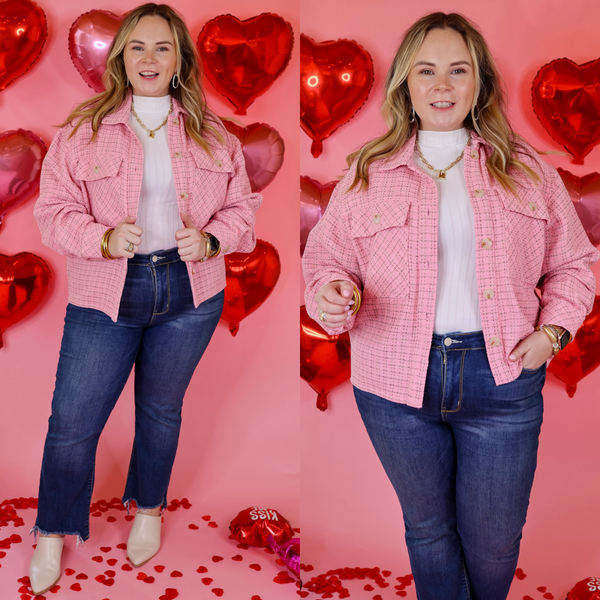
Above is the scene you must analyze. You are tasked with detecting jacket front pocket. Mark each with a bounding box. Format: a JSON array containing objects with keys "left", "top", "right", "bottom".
[
  {"left": 350, "top": 201, "right": 412, "bottom": 299},
  {"left": 188, "top": 145, "right": 234, "bottom": 215}
]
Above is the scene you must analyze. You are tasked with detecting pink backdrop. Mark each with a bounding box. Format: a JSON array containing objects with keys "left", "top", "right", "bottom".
[
  {"left": 301, "top": 0, "right": 600, "bottom": 598},
  {"left": 0, "top": 1, "right": 299, "bottom": 597}
]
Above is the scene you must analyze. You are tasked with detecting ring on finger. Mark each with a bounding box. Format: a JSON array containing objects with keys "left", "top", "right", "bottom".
[
  {"left": 319, "top": 310, "right": 326, "bottom": 322},
  {"left": 126, "top": 242, "right": 134, "bottom": 252}
]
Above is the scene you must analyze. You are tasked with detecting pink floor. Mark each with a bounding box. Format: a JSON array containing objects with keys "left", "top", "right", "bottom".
[{"left": 0, "top": 497, "right": 300, "bottom": 600}]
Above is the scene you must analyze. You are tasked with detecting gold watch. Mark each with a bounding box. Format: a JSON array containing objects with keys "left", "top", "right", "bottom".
[{"left": 536, "top": 324, "right": 571, "bottom": 355}]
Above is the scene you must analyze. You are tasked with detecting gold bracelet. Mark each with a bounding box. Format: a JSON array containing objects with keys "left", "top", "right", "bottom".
[
  {"left": 101, "top": 228, "right": 116, "bottom": 260},
  {"left": 350, "top": 285, "right": 362, "bottom": 317},
  {"left": 536, "top": 324, "right": 560, "bottom": 356}
]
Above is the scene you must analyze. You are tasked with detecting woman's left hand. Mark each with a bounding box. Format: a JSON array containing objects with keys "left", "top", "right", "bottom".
[
  {"left": 509, "top": 330, "right": 554, "bottom": 370},
  {"left": 175, "top": 213, "right": 206, "bottom": 262}
]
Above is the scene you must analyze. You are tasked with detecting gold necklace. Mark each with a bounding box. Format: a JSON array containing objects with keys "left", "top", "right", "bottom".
[
  {"left": 131, "top": 98, "right": 173, "bottom": 138},
  {"left": 415, "top": 132, "right": 470, "bottom": 179}
]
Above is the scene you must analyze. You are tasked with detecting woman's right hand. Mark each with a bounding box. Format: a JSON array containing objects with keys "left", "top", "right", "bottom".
[
  {"left": 108, "top": 216, "right": 143, "bottom": 258},
  {"left": 315, "top": 280, "right": 355, "bottom": 327}
]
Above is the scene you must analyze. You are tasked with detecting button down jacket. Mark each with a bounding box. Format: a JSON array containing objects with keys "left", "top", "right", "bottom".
[
  {"left": 303, "top": 132, "right": 600, "bottom": 407},
  {"left": 34, "top": 95, "right": 262, "bottom": 322}
]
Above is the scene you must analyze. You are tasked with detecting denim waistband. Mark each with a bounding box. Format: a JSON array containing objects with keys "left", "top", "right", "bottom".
[
  {"left": 431, "top": 330, "right": 486, "bottom": 350},
  {"left": 128, "top": 247, "right": 181, "bottom": 266}
]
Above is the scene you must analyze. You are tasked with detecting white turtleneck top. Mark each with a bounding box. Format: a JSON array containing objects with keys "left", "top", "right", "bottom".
[
  {"left": 129, "top": 94, "right": 183, "bottom": 254},
  {"left": 414, "top": 127, "right": 482, "bottom": 335}
]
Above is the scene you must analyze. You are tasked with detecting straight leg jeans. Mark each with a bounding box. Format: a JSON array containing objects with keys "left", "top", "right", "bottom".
[
  {"left": 354, "top": 330, "right": 545, "bottom": 600},
  {"left": 34, "top": 248, "right": 224, "bottom": 542}
]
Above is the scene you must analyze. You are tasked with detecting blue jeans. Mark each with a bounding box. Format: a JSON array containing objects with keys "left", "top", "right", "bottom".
[
  {"left": 34, "top": 248, "right": 224, "bottom": 542},
  {"left": 354, "top": 330, "right": 545, "bottom": 600}
]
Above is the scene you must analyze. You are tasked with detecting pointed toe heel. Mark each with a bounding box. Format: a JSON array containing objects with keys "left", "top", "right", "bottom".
[
  {"left": 29, "top": 536, "right": 64, "bottom": 596},
  {"left": 127, "top": 513, "right": 161, "bottom": 567}
]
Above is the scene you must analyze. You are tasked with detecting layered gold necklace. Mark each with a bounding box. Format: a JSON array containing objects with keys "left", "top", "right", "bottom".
[
  {"left": 415, "top": 131, "right": 471, "bottom": 179},
  {"left": 131, "top": 98, "right": 173, "bottom": 138}
]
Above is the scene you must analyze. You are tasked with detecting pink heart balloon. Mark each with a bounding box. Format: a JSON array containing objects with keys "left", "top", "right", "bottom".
[
  {"left": 558, "top": 168, "right": 600, "bottom": 247},
  {"left": 223, "top": 121, "right": 285, "bottom": 193},
  {"left": 0, "top": 129, "right": 46, "bottom": 230},
  {"left": 69, "top": 10, "right": 123, "bottom": 93},
  {"left": 300, "top": 176, "right": 337, "bottom": 256}
]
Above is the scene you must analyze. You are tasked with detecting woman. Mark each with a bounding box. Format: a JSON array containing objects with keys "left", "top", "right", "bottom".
[
  {"left": 303, "top": 12, "right": 599, "bottom": 600},
  {"left": 29, "top": 3, "right": 261, "bottom": 595}
]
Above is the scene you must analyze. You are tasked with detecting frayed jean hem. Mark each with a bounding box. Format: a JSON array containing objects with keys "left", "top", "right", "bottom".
[
  {"left": 123, "top": 497, "right": 166, "bottom": 516},
  {"left": 30, "top": 525, "right": 86, "bottom": 548}
]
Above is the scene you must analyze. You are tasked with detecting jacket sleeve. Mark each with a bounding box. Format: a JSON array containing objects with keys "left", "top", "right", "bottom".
[
  {"left": 201, "top": 132, "right": 262, "bottom": 254},
  {"left": 538, "top": 162, "right": 600, "bottom": 336},
  {"left": 33, "top": 125, "right": 109, "bottom": 259},
  {"left": 302, "top": 164, "right": 363, "bottom": 335}
]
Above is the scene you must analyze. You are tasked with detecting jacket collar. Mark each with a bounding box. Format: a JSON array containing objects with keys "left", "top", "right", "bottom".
[
  {"left": 378, "top": 129, "right": 488, "bottom": 171},
  {"left": 101, "top": 92, "right": 187, "bottom": 125}
]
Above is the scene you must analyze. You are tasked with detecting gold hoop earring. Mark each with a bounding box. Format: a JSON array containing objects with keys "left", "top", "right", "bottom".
[
  {"left": 171, "top": 73, "right": 179, "bottom": 89},
  {"left": 409, "top": 107, "right": 415, "bottom": 123}
]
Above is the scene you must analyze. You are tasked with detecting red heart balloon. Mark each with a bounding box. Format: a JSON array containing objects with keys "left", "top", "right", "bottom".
[
  {"left": 300, "top": 176, "right": 337, "bottom": 256},
  {"left": 223, "top": 121, "right": 285, "bottom": 193},
  {"left": 197, "top": 13, "right": 294, "bottom": 115},
  {"left": 547, "top": 295, "right": 600, "bottom": 397},
  {"left": 221, "top": 240, "right": 281, "bottom": 336},
  {"left": 0, "top": 0, "right": 47, "bottom": 92},
  {"left": 567, "top": 577, "right": 600, "bottom": 600},
  {"left": 229, "top": 506, "right": 294, "bottom": 547},
  {"left": 558, "top": 168, "right": 600, "bottom": 247},
  {"left": 69, "top": 10, "right": 124, "bottom": 93},
  {"left": 532, "top": 58, "right": 600, "bottom": 164},
  {"left": 0, "top": 129, "right": 47, "bottom": 230},
  {"left": 301, "top": 35, "right": 374, "bottom": 158},
  {"left": 0, "top": 252, "right": 51, "bottom": 349},
  {"left": 300, "top": 305, "right": 351, "bottom": 411}
]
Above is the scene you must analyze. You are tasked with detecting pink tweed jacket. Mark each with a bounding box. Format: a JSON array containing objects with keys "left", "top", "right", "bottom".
[
  {"left": 303, "top": 132, "right": 600, "bottom": 407},
  {"left": 34, "top": 95, "right": 262, "bottom": 322}
]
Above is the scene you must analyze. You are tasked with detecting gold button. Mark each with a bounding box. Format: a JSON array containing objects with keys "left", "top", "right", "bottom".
[
  {"left": 489, "top": 336, "right": 501, "bottom": 348},
  {"left": 174, "top": 152, "right": 182, "bottom": 159},
  {"left": 93, "top": 166, "right": 100, "bottom": 174},
  {"left": 528, "top": 201, "right": 537, "bottom": 211},
  {"left": 373, "top": 214, "right": 381, "bottom": 224},
  {"left": 484, "top": 288, "right": 494, "bottom": 299},
  {"left": 480, "top": 238, "right": 492, "bottom": 249},
  {"left": 180, "top": 192, "right": 188, "bottom": 200},
  {"left": 444, "top": 338, "right": 453, "bottom": 347},
  {"left": 172, "top": 117, "right": 179, "bottom": 125},
  {"left": 470, "top": 150, "right": 479, "bottom": 160},
  {"left": 152, "top": 255, "right": 158, "bottom": 263},
  {"left": 215, "top": 159, "right": 222, "bottom": 168},
  {"left": 474, "top": 189, "right": 485, "bottom": 198},
  {"left": 192, "top": 268, "right": 195, "bottom": 275}
]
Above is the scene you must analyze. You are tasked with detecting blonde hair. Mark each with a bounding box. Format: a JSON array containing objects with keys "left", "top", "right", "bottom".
[
  {"left": 348, "top": 12, "right": 539, "bottom": 194},
  {"left": 61, "top": 3, "right": 223, "bottom": 153}
]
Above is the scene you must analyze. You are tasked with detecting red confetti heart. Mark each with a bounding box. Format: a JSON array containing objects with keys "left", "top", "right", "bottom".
[
  {"left": 543, "top": 595, "right": 554, "bottom": 599},
  {"left": 65, "top": 569, "right": 75, "bottom": 576},
  {"left": 121, "top": 564, "right": 133, "bottom": 571},
  {"left": 212, "top": 556, "right": 223, "bottom": 562},
  {"left": 155, "top": 565, "right": 165, "bottom": 573},
  {"left": 208, "top": 521, "right": 218, "bottom": 528},
  {"left": 91, "top": 556, "right": 103, "bottom": 563},
  {"left": 396, "top": 593, "right": 407, "bottom": 598},
  {"left": 180, "top": 498, "right": 191, "bottom": 509},
  {"left": 19, "top": 585, "right": 29, "bottom": 593},
  {"left": 106, "top": 559, "right": 117, "bottom": 566},
  {"left": 365, "top": 585, "right": 374, "bottom": 591},
  {"left": 137, "top": 572, "right": 148, "bottom": 580},
  {"left": 125, "top": 515, "right": 134, "bottom": 521},
  {"left": 75, "top": 573, "right": 88, "bottom": 580},
  {"left": 249, "top": 564, "right": 261, "bottom": 571},
  {"left": 50, "top": 587, "right": 60, "bottom": 594},
  {"left": 91, "top": 512, "right": 102, "bottom": 517},
  {"left": 523, "top": 596, "right": 535, "bottom": 600},
  {"left": 514, "top": 568, "right": 526, "bottom": 580},
  {"left": 232, "top": 555, "right": 243, "bottom": 561},
  {"left": 202, "top": 515, "right": 211, "bottom": 521},
  {"left": 188, "top": 524, "right": 199, "bottom": 530},
  {"left": 237, "top": 543, "right": 249, "bottom": 549},
  {"left": 107, "top": 516, "right": 116, "bottom": 522},
  {"left": 95, "top": 575, "right": 105, "bottom": 583},
  {"left": 70, "top": 583, "right": 81, "bottom": 591},
  {"left": 211, "top": 590, "right": 224, "bottom": 597},
  {"left": 143, "top": 576, "right": 155, "bottom": 584},
  {"left": 196, "top": 566, "right": 208, "bottom": 573},
  {"left": 159, "top": 589, "right": 179, "bottom": 600},
  {"left": 99, "top": 546, "right": 111, "bottom": 553},
  {"left": 251, "top": 597, "right": 262, "bottom": 600},
  {"left": 116, "top": 543, "right": 127, "bottom": 550},
  {"left": 304, "top": 565, "right": 314, "bottom": 572},
  {"left": 170, "top": 571, "right": 183, "bottom": 577},
  {"left": 202, "top": 578, "right": 213, "bottom": 585},
  {"left": 538, "top": 588, "right": 547, "bottom": 593},
  {"left": 104, "top": 570, "right": 115, "bottom": 577}
]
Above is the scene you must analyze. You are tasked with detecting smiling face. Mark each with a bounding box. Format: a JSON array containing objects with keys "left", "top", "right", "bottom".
[
  {"left": 123, "top": 15, "right": 177, "bottom": 97},
  {"left": 406, "top": 28, "right": 476, "bottom": 132}
]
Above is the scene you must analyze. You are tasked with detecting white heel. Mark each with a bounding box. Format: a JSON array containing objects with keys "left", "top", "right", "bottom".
[
  {"left": 127, "top": 513, "right": 161, "bottom": 567},
  {"left": 29, "top": 536, "right": 64, "bottom": 595}
]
